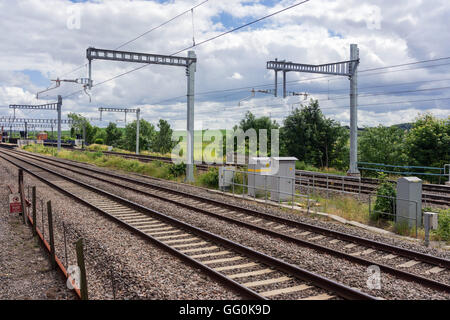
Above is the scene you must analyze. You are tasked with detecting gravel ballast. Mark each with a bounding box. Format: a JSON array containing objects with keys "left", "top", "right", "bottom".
[
  {"left": 8, "top": 151, "right": 449, "bottom": 300},
  {"left": 0, "top": 158, "right": 241, "bottom": 300},
  {"left": 0, "top": 165, "right": 74, "bottom": 300}
]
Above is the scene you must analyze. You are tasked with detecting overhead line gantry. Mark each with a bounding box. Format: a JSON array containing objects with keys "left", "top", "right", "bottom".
[
  {"left": 99, "top": 107, "right": 141, "bottom": 155},
  {"left": 8, "top": 96, "right": 65, "bottom": 151},
  {"left": 87, "top": 47, "right": 197, "bottom": 181},
  {"left": 267, "top": 44, "right": 360, "bottom": 176}
]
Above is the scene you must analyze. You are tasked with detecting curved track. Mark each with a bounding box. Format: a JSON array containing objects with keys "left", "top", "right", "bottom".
[
  {"left": 0, "top": 149, "right": 377, "bottom": 300},
  {"left": 93, "top": 150, "right": 450, "bottom": 206},
  {"left": 3, "top": 148, "right": 450, "bottom": 295}
]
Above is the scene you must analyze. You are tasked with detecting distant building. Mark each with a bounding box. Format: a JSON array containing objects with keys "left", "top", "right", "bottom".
[{"left": 37, "top": 132, "right": 48, "bottom": 141}]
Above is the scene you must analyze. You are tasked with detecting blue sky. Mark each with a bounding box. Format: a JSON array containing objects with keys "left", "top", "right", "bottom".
[{"left": 1, "top": 0, "right": 449, "bottom": 130}]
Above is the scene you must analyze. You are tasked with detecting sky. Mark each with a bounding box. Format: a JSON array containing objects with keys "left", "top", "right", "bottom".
[{"left": 0, "top": 0, "right": 449, "bottom": 131}]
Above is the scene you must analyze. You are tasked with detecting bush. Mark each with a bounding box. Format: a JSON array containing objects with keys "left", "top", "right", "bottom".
[
  {"left": 435, "top": 211, "right": 450, "bottom": 242},
  {"left": 372, "top": 173, "right": 396, "bottom": 221},
  {"left": 198, "top": 168, "right": 219, "bottom": 188},
  {"left": 169, "top": 162, "right": 186, "bottom": 177},
  {"left": 86, "top": 144, "right": 109, "bottom": 152},
  {"left": 95, "top": 138, "right": 104, "bottom": 145}
]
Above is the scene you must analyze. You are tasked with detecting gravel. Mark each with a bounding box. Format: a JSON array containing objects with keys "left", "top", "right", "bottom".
[
  {"left": 7, "top": 150, "right": 450, "bottom": 299},
  {"left": 0, "top": 164, "right": 74, "bottom": 300},
  {"left": 0, "top": 157, "right": 241, "bottom": 300}
]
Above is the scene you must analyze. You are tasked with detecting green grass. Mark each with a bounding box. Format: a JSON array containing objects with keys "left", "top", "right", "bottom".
[
  {"left": 304, "top": 193, "right": 371, "bottom": 224},
  {"left": 22, "top": 144, "right": 218, "bottom": 188},
  {"left": 295, "top": 161, "right": 347, "bottom": 176}
]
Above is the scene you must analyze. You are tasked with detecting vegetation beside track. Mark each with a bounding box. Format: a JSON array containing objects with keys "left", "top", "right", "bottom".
[
  {"left": 22, "top": 144, "right": 219, "bottom": 189},
  {"left": 21, "top": 144, "right": 448, "bottom": 243}
]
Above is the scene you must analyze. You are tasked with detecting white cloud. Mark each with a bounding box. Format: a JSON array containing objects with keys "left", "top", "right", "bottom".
[
  {"left": 229, "top": 72, "right": 243, "bottom": 80},
  {"left": 0, "top": 0, "right": 449, "bottom": 130}
]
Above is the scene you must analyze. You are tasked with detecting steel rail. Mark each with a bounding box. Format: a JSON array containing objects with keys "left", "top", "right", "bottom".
[
  {"left": 13, "top": 148, "right": 450, "bottom": 268},
  {"left": 93, "top": 150, "right": 450, "bottom": 204},
  {"left": 7, "top": 149, "right": 450, "bottom": 293},
  {"left": 0, "top": 150, "right": 377, "bottom": 300}
]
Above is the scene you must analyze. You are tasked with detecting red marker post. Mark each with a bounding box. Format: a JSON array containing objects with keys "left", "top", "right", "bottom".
[{"left": 9, "top": 193, "right": 22, "bottom": 215}]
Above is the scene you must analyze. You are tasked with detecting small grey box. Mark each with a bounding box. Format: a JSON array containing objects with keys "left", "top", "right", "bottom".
[
  {"left": 219, "top": 166, "right": 235, "bottom": 189},
  {"left": 248, "top": 157, "right": 271, "bottom": 197},
  {"left": 270, "top": 157, "right": 298, "bottom": 202},
  {"left": 424, "top": 212, "right": 439, "bottom": 230},
  {"left": 396, "top": 177, "right": 422, "bottom": 228}
]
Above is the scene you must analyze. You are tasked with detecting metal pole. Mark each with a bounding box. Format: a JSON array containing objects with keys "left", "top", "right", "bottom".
[
  {"left": 283, "top": 70, "right": 287, "bottom": 99},
  {"left": 47, "top": 201, "right": 56, "bottom": 270},
  {"left": 348, "top": 44, "right": 360, "bottom": 176},
  {"left": 76, "top": 238, "right": 89, "bottom": 300},
  {"left": 88, "top": 59, "right": 92, "bottom": 90},
  {"left": 82, "top": 123, "right": 86, "bottom": 149},
  {"left": 63, "top": 222, "right": 68, "bottom": 268},
  {"left": 18, "top": 169, "right": 26, "bottom": 224},
  {"left": 424, "top": 212, "right": 430, "bottom": 247},
  {"left": 32, "top": 186, "right": 37, "bottom": 236},
  {"left": 273, "top": 58, "right": 278, "bottom": 97},
  {"left": 186, "top": 50, "right": 196, "bottom": 182},
  {"left": 136, "top": 108, "right": 140, "bottom": 155},
  {"left": 57, "top": 95, "right": 62, "bottom": 152}
]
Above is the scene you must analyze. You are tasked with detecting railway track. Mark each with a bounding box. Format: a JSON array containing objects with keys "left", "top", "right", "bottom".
[
  {"left": 0, "top": 149, "right": 378, "bottom": 300},
  {"left": 296, "top": 171, "right": 450, "bottom": 206},
  {"left": 4, "top": 148, "right": 450, "bottom": 296},
  {"left": 6, "top": 145, "right": 449, "bottom": 205},
  {"left": 95, "top": 150, "right": 450, "bottom": 206}
]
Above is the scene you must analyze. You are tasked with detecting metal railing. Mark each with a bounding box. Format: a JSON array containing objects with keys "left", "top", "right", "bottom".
[
  {"left": 368, "top": 194, "right": 420, "bottom": 238},
  {"left": 220, "top": 167, "right": 424, "bottom": 238},
  {"left": 359, "top": 162, "right": 450, "bottom": 183},
  {"left": 222, "top": 168, "right": 312, "bottom": 211}
]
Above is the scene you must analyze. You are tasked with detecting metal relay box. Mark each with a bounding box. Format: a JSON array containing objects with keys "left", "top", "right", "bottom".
[
  {"left": 396, "top": 177, "right": 422, "bottom": 228},
  {"left": 270, "top": 157, "right": 298, "bottom": 202},
  {"left": 248, "top": 157, "right": 272, "bottom": 197},
  {"left": 219, "top": 166, "right": 235, "bottom": 189}
]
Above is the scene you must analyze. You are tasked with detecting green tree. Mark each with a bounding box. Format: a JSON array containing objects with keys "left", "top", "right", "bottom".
[
  {"left": 122, "top": 119, "right": 155, "bottom": 152},
  {"left": 281, "top": 100, "right": 348, "bottom": 168},
  {"left": 238, "top": 111, "right": 279, "bottom": 155},
  {"left": 405, "top": 114, "right": 450, "bottom": 168},
  {"left": 68, "top": 113, "right": 99, "bottom": 144},
  {"left": 359, "top": 125, "right": 407, "bottom": 166},
  {"left": 105, "top": 122, "right": 123, "bottom": 147},
  {"left": 153, "top": 119, "right": 174, "bottom": 154}
]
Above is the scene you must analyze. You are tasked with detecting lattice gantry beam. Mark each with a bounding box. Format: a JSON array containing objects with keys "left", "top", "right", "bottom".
[
  {"left": 0, "top": 118, "right": 73, "bottom": 124},
  {"left": 98, "top": 107, "right": 139, "bottom": 114},
  {"left": 266, "top": 59, "right": 359, "bottom": 77},
  {"left": 9, "top": 103, "right": 58, "bottom": 110},
  {"left": 87, "top": 48, "right": 197, "bottom": 67}
]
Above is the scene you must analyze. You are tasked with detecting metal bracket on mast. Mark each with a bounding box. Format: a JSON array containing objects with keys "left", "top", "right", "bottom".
[
  {"left": 36, "top": 78, "right": 90, "bottom": 99},
  {"left": 87, "top": 47, "right": 197, "bottom": 181},
  {"left": 266, "top": 44, "right": 360, "bottom": 175}
]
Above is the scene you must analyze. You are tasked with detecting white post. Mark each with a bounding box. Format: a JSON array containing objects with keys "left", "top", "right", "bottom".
[
  {"left": 57, "top": 95, "right": 62, "bottom": 152},
  {"left": 348, "top": 44, "right": 360, "bottom": 176},
  {"left": 136, "top": 108, "right": 140, "bottom": 155},
  {"left": 186, "top": 51, "right": 196, "bottom": 182}
]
